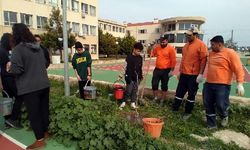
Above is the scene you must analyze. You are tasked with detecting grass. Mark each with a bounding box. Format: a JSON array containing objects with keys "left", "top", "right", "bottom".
[{"left": 48, "top": 79, "right": 249, "bottom": 150}]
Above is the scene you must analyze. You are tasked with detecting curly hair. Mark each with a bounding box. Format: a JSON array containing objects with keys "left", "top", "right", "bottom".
[
  {"left": 12, "top": 23, "right": 36, "bottom": 46},
  {"left": 0, "top": 33, "right": 13, "bottom": 50}
]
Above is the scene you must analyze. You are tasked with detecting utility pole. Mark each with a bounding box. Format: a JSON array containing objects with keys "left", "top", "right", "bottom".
[{"left": 62, "top": 0, "right": 70, "bottom": 96}]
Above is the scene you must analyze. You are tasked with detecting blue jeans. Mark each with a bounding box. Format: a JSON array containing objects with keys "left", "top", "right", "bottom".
[{"left": 203, "top": 83, "right": 230, "bottom": 128}]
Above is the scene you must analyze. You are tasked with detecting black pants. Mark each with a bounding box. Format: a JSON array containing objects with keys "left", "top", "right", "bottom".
[
  {"left": 21, "top": 87, "right": 50, "bottom": 140},
  {"left": 172, "top": 74, "right": 198, "bottom": 114},
  {"left": 2, "top": 77, "right": 23, "bottom": 121},
  {"left": 122, "top": 80, "right": 139, "bottom": 103},
  {"left": 151, "top": 68, "right": 171, "bottom": 91},
  {"left": 78, "top": 80, "right": 91, "bottom": 99}
]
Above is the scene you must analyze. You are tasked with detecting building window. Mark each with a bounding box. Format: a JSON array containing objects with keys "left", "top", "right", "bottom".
[
  {"left": 4, "top": 11, "right": 17, "bottom": 26},
  {"left": 72, "top": 0, "right": 79, "bottom": 12},
  {"left": 167, "top": 24, "right": 176, "bottom": 31},
  {"left": 84, "top": 44, "right": 89, "bottom": 51},
  {"left": 90, "top": 5, "right": 96, "bottom": 16},
  {"left": 119, "top": 27, "right": 122, "bottom": 33},
  {"left": 155, "top": 28, "right": 160, "bottom": 33},
  {"left": 138, "top": 29, "right": 147, "bottom": 34},
  {"left": 90, "top": 26, "right": 96, "bottom": 36},
  {"left": 35, "top": 0, "right": 46, "bottom": 4},
  {"left": 104, "top": 24, "right": 107, "bottom": 30},
  {"left": 20, "top": 13, "right": 33, "bottom": 27},
  {"left": 164, "top": 34, "right": 175, "bottom": 43},
  {"left": 90, "top": 45, "right": 97, "bottom": 54},
  {"left": 176, "top": 33, "right": 186, "bottom": 43},
  {"left": 139, "top": 40, "right": 146, "bottom": 44},
  {"left": 116, "top": 27, "right": 118, "bottom": 32},
  {"left": 37, "top": 16, "right": 47, "bottom": 29},
  {"left": 179, "top": 23, "right": 193, "bottom": 30},
  {"left": 82, "top": 24, "right": 89, "bottom": 35},
  {"left": 72, "top": 22, "right": 80, "bottom": 34},
  {"left": 81, "top": 3, "right": 88, "bottom": 14},
  {"left": 107, "top": 25, "right": 111, "bottom": 31},
  {"left": 112, "top": 26, "right": 115, "bottom": 32},
  {"left": 48, "top": 0, "right": 57, "bottom": 6},
  {"left": 122, "top": 28, "right": 125, "bottom": 33}
]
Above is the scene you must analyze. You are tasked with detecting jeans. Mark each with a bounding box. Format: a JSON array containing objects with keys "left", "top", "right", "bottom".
[
  {"left": 203, "top": 83, "right": 230, "bottom": 127},
  {"left": 123, "top": 80, "right": 139, "bottom": 103}
]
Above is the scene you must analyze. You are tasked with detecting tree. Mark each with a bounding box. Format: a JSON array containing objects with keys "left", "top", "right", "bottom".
[
  {"left": 98, "top": 29, "right": 119, "bottom": 56},
  {"left": 40, "top": 7, "right": 76, "bottom": 61},
  {"left": 118, "top": 33, "right": 136, "bottom": 55},
  {"left": 225, "top": 39, "right": 238, "bottom": 50}
]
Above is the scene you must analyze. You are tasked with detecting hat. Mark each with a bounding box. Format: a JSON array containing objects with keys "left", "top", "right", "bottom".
[
  {"left": 210, "top": 35, "right": 224, "bottom": 43},
  {"left": 185, "top": 27, "right": 199, "bottom": 35},
  {"left": 75, "top": 41, "right": 83, "bottom": 49}
]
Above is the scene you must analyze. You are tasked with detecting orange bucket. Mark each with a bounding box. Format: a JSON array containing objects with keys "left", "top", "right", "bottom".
[{"left": 142, "top": 118, "right": 164, "bottom": 138}]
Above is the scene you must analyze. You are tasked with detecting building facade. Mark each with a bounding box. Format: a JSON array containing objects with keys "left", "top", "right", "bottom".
[
  {"left": 126, "top": 16, "right": 206, "bottom": 54},
  {"left": 98, "top": 18, "right": 126, "bottom": 38},
  {"left": 0, "top": 0, "right": 99, "bottom": 59}
]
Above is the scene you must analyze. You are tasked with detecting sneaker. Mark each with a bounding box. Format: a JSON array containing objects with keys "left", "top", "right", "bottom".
[
  {"left": 153, "top": 97, "right": 158, "bottom": 102},
  {"left": 130, "top": 102, "right": 138, "bottom": 109},
  {"left": 207, "top": 126, "right": 217, "bottom": 130},
  {"left": 5, "top": 119, "right": 22, "bottom": 130},
  {"left": 221, "top": 117, "right": 228, "bottom": 127},
  {"left": 119, "top": 102, "right": 126, "bottom": 110},
  {"left": 182, "top": 113, "right": 192, "bottom": 121},
  {"left": 26, "top": 139, "right": 45, "bottom": 150}
]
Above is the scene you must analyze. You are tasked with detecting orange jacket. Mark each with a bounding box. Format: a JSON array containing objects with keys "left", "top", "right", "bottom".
[
  {"left": 151, "top": 44, "right": 176, "bottom": 69},
  {"left": 180, "top": 38, "right": 208, "bottom": 75},
  {"left": 206, "top": 47, "right": 244, "bottom": 85}
]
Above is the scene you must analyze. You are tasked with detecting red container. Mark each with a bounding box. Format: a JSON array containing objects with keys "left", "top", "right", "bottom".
[{"left": 113, "top": 81, "right": 125, "bottom": 100}]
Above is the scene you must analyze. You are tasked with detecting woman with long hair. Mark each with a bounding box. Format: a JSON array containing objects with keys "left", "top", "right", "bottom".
[{"left": 8, "top": 23, "right": 50, "bottom": 150}]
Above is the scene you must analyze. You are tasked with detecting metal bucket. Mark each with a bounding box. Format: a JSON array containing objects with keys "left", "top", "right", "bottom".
[{"left": 0, "top": 90, "right": 13, "bottom": 116}]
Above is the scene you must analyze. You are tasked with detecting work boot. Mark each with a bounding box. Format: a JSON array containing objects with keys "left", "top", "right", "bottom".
[
  {"left": 5, "top": 119, "right": 22, "bottom": 130},
  {"left": 26, "top": 139, "right": 45, "bottom": 150},
  {"left": 221, "top": 117, "right": 228, "bottom": 127},
  {"left": 119, "top": 102, "right": 126, "bottom": 110},
  {"left": 130, "top": 102, "right": 138, "bottom": 109}
]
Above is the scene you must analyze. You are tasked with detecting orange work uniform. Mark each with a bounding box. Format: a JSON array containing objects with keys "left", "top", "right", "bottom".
[
  {"left": 151, "top": 44, "right": 176, "bottom": 69},
  {"left": 206, "top": 47, "right": 244, "bottom": 85},
  {"left": 180, "top": 38, "right": 208, "bottom": 75}
]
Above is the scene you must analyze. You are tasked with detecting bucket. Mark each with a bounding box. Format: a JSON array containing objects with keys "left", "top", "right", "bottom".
[
  {"left": 0, "top": 90, "right": 13, "bottom": 116},
  {"left": 113, "top": 80, "right": 125, "bottom": 100},
  {"left": 142, "top": 118, "right": 164, "bottom": 138},
  {"left": 83, "top": 80, "right": 96, "bottom": 100}
]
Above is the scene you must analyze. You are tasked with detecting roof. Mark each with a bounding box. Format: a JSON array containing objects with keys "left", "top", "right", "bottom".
[{"left": 127, "top": 22, "right": 160, "bottom": 27}]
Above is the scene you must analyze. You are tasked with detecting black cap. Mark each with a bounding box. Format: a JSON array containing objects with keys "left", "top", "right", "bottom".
[
  {"left": 210, "top": 35, "right": 224, "bottom": 44},
  {"left": 75, "top": 41, "right": 83, "bottom": 49}
]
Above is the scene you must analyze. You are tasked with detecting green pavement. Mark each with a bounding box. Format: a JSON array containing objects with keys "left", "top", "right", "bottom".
[{"left": 48, "top": 67, "right": 250, "bottom": 98}]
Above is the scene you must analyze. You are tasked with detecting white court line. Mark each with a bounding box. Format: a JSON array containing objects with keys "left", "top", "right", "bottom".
[
  {"left": 0, "top": 130, "right": 27, "bottom": 149},
  {"left": 243, "top": 65, "right": 250, "bottom": 75}
]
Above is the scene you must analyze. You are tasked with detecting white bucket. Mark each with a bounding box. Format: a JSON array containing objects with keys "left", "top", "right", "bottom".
[
  {"left": 52, "top": 55, "right": 61, "bottom": 64},
  {"left": 84, "top": 86, "right": 96, "bottom": 100},
  {"left": 0, "top": 91, "right": 13, "bottom": 116}
]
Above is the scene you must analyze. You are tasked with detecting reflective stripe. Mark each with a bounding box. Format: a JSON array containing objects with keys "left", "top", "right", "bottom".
[
  {"left": 206, "top": 114, "right": 216, "bottom": 117},
  {"left": 175, "top": 96, "right": 183, "bottom": 100},
  {"left": 187, "top": 99, "right": 195, "bottom": 103}
]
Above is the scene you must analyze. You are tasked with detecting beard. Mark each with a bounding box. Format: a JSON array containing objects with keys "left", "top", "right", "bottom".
[{"left": 160, "top": 44, "right": 167, "bottom": 48}]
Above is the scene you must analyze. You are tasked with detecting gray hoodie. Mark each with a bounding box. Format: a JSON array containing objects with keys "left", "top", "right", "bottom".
[{"left": 10, "top": 42, "right": 50, "bottom": 96}]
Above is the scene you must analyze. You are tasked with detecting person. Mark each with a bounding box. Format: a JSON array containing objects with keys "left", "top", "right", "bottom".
[
  {"left": 7, "top": 23, "right": 50, "bottom": 150},
  {"left": 72, "top": 41, "right": 92, "bottom": 99},
  {"left": 119, "top": 42, "right": 144, "bottom": 109},
  {"left": 151, "top": 36, "right": 176, "bottom": 106},
  {"left": 0, "top": 33, "right": 23, "bottom": 129},
  {"left": 203, "top": 35, "right": 245, "bottom": 129},
  {"left": 34, "top": 34, "right": 50, "bottom": 68},
  {"left": 172, "top": 27, "right": 208, "bottom": 120}
]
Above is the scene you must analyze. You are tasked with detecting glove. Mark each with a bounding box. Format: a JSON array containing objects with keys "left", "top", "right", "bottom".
[
  {"left": 168, "top": 71, "right": 174, "bottom": 78},
  {"left": 237, "top": 83, "right": 244, "bottom": 96},
  {"left": 196, "top": 74, "right": 203, "bottom": 83}
]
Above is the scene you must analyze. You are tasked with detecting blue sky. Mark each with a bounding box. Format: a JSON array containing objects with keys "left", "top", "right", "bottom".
[{"left": 99, "top": 0, "right": 250, "bottom": 46}]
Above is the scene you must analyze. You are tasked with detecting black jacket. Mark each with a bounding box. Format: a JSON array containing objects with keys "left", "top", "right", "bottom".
[
  {"left": 125, "top": 54, "right": 143, "bottom": 83},
  {"left": 0, "top": 45, "right": 13, "bottom": 77}
]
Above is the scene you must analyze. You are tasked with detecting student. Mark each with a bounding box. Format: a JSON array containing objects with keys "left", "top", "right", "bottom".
[
  {"left": 151, "top": 36, "right": 176, "bottom": 106},
  {"left": 72, "top": 41, "right": 92, "bottom": 99},
  {"left": 8, "top": 23, "right": 50, "bottom": 149},
  {"left": 34, "top": 34, "right": 50, "bottom": 68},
  {"left": 204, "top": 35, "right": 244, "bottom": 129},
  {"left": 119, "top": 42, "right": 144, "bottom": 109},
  {"left": 172, "top": 27, "right": 208, "bottom": 120}
]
